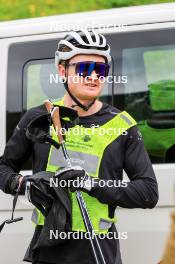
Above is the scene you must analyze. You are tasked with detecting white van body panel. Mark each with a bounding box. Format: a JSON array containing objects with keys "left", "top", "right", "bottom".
[{"left": 0, "top": 3, "right": 175, "bottom": 38}]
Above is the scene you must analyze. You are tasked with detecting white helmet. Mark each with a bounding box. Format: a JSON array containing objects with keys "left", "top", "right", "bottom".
[{"left": 55, "top": 29, "right": 111, "bottom": 67}]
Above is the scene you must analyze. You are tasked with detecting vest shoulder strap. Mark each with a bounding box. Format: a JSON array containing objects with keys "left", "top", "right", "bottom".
[
  {"left": 53, "top": 98, "right": 64, "bottom": 106},
  {"left": 102, "top": 110, "right": 137, "bottom": 130},
  {"left": 119, "top": 110, "right": 137, "bottom": 127}
]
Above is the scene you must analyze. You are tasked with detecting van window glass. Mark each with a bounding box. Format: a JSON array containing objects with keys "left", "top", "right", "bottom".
[{"left": 122, "top": 45, "right": 175, "bottom": 163}]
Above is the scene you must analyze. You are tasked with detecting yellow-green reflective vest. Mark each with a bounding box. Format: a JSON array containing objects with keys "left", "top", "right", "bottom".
[{"left": 32, "top": 98, "right": 137, "bottom": 234}]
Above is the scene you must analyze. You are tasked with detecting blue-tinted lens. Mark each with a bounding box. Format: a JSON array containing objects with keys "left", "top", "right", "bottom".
[
  {"left": 75, "top": 62, "right": 95, "bottom": 77},
  {"left": 95, "top": 62, "right": 109, "bottom": 77},
  {"left": 76, "top": 62, "right": 109, "bottom": 77}
]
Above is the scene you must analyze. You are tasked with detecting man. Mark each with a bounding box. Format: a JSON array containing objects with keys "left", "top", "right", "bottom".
[{"left": 0, "top": 30, "right": 158, "bottom": 264}]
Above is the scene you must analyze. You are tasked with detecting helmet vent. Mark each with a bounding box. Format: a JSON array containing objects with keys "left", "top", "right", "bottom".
[{"left": 99, "top": 35, "right": 103, "bottom": 45}]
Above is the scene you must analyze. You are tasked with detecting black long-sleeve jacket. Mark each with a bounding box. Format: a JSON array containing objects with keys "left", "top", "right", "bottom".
[{"left": 0, "top": 102, "right": 159, "bottom": 264}]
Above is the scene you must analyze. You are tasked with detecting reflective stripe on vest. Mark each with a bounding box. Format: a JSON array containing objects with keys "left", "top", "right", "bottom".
[{"left": 32, "top": 98, "right": 137, "bottom": 234}]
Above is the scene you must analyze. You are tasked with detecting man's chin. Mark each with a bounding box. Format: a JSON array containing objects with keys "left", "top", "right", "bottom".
[
  {"left": 78, "top": 93, "right": 99, "bottom": 100},
  {"left": 79, "top": 89, "right": 101, "bottom": 99}
]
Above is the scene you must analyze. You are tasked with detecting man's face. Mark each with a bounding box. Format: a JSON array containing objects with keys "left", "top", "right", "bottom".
[{"left": 58, "top": 54, "right": 106, "bottom": 100}]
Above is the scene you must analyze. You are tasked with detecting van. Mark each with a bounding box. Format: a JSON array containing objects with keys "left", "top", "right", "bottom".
[{"left": 0, "top": 3, "right": 175, "bottom": 263}]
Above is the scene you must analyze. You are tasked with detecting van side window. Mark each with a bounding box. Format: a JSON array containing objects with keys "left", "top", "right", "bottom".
[
  {"left": 121, "top": 45, "right": 175, "bottom": 163},
  {"left": 23, "top": 59, "right": 64, "bottom": 110}
]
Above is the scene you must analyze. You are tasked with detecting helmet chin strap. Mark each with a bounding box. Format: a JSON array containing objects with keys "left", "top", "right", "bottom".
[
  {"left": 64, "top": 81, "right": 96, "bottom": 111},
  {"left": 63, "top": 65, "right": 97, "bottom": 112}
]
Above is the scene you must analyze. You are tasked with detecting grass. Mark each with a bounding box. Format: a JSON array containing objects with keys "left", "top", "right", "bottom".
[{"left": 0, "top": 0, "right": 175, "bottom": 21}]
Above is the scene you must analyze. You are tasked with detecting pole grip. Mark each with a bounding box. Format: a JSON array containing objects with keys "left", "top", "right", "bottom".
[{"left": 44, "top": 100, "right": 63, "bottom": 144}]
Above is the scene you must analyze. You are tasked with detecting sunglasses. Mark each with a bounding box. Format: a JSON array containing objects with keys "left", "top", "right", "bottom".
[{"left": 67, "top": 61, "right": 110, "bottom": 78}]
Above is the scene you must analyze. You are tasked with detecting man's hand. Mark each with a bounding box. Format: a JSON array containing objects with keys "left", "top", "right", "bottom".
[
  {"left": 24, "top": 171, "right": 55, "bottom": 216},
  {"left": 55, "top": 166, "right": 96, "bottom": 192},
  {"left": 25, "top": 181, "right": 53, "bottom": 216},
  {"left": 9, "top": 171, "right": 55, "bottom": 216}
]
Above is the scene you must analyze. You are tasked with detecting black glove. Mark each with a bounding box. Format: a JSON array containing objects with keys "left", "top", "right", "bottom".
[
  {"left": 25, "top": 171, "right": 55, "bottom": 217},
  {"left": 55, "top": 166, "right": 98, "bottom": 193}
]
